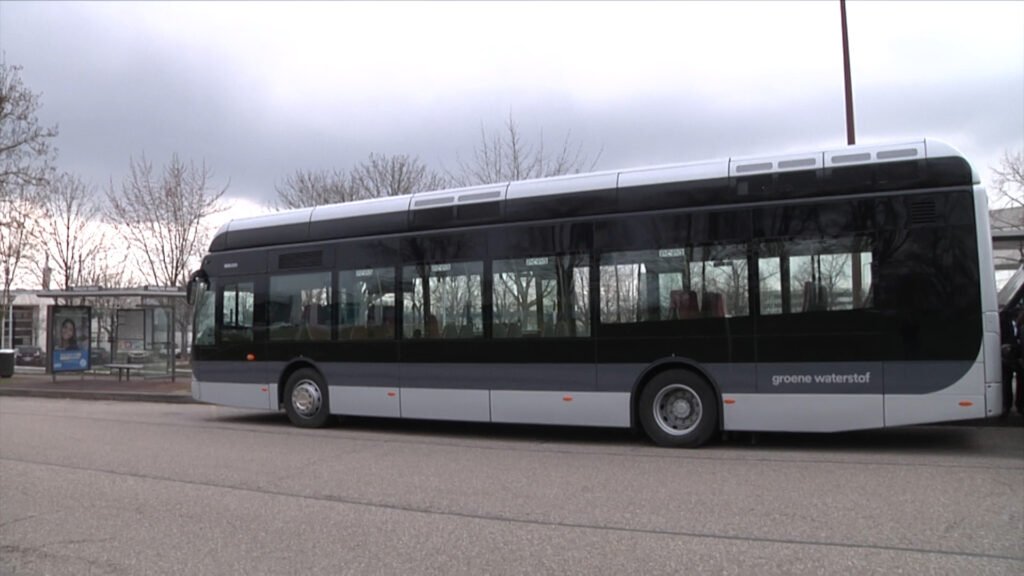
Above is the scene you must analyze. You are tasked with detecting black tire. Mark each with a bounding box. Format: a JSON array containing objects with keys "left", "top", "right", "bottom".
[
  {"left": 638, "top": 370, "right": 717, "bottom": 448},
  {"left": 284, "top": 368, "right": 332, "bottom": 428}
]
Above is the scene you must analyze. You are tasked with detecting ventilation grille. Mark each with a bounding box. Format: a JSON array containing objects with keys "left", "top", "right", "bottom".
[
  {"left": 910, "top": 199, "right": 938, "bottom": 225},
  {"left": 279, "top": 251, "right": 323, "bottom": 269}
]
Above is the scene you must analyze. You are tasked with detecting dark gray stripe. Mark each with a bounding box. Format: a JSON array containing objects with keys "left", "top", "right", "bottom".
[{"left": 194, "top": 359, "right": 977, "bottom": 395}]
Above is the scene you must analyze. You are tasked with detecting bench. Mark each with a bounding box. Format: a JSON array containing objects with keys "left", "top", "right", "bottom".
[{"left": 107, "top": 363, "right": 139, "bottom": 382}]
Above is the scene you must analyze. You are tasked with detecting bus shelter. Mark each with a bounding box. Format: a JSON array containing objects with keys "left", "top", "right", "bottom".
[{"left": 35, "top": 287, "right": 187, "bottom": 382}]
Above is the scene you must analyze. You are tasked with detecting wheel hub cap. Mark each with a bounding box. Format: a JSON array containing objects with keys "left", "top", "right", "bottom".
[
  {"left": 292, "top": 381, "right": 322, "bottom": 418},
  {"left": 653, "top": 384, "right": 703, "bottom": 436}
]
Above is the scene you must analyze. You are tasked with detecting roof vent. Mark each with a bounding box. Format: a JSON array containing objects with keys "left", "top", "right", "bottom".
[
  {"left": 413, "top": 196, "right": 454, "bottom": 208},
  {"left": 778, "top": 158, "right": 817, "bottom": 170},
  {"left": 831, "top": 152, "right": 872, "bottom": 165},
  {"left": 877, "top": 148, "right": 919, "bottom": 160},
  {"left": 734, "top": 161, "right": 773, "bottom": 174}
]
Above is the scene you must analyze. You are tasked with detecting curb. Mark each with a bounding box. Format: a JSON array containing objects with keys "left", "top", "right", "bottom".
[{"left": 0, "top": 388, "right": 196, "bottom": 404}]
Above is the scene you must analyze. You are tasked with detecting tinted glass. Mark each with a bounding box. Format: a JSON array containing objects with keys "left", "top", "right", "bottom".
[
  {"left": 339, "top": 267, "right": 396, "bottom": 340},
  {"left": 402, "top": 262, "right": 483, "bottom": 339},
  {"left": 269, "top": 272, "right": 332, "bottom": 341},
  {"left": 493, "top": 254, "right": 590, "bottom": 338}
]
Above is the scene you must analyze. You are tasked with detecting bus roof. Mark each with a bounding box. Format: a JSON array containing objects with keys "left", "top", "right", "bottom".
[{"left": 209, "top": 138, "right": 976, "bottom": 253}]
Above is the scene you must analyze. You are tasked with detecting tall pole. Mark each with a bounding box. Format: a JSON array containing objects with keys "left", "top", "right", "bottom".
[{"left": 841, "top": 0, "right": 856, "bottom": 145}]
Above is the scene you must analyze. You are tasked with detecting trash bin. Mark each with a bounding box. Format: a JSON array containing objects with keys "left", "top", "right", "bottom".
[{"left": 0, "top": 349, "right": 14, "bottom": 378}]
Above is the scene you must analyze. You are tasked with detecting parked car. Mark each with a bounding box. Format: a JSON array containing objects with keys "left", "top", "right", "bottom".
[{"left": 15, "top": 346, "right": 43, "bottom": 366}]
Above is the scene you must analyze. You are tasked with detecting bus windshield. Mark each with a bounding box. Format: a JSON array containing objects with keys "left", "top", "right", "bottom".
[{"left": 191, "top": 275, "right": 215, "bottom": 346}]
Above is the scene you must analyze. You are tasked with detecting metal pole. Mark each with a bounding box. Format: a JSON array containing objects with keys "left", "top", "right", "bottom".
[{"left": 841, "top": 0, "right": 856, "bottom": 145}]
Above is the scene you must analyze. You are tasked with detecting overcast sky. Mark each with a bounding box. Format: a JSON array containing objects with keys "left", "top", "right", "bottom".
[{"left": 1, "top": 1, "right": 1022, "bottom": 223}]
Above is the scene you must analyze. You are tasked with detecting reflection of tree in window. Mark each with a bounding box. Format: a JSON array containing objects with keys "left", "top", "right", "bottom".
[
  {"left": 403, "top": 262, "right": 482, "bottom": 338},
  {"left": 493, "top": 255, "right": 589, "bottom": 337}
]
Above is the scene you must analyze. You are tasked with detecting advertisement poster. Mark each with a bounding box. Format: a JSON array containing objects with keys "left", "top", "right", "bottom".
[{"left": 51, "top": 306, "right": 91, "bottom": 372}]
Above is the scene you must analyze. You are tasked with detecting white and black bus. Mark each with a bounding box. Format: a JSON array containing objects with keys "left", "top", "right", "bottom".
[{"left": 186, "top": 139, "right": 1002, "bottom": 447}]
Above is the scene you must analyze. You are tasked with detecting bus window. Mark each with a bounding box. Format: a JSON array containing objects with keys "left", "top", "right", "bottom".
[
  {"left": 339, "top": 267, "right": 396, "bottom": 340},
  {"left": 402, "top": 262, "right": 483, "bottom": 339},
  {"left": 492, "top": 254, "right": 590, "bottom": 338},
  {"left": 194, "top": 279, "right": 215, "bottom": 346},
  {"left": 600, "top": 244, "right": 749, "bottom": 324},
  {"left": 759, "top": 237, "right": 873, "bottom": 315},
  {"left": 221, "top": 282, "right": 254, "bottom": 342},
  {"left": 269, "top": 272, "right": 332, "bottom": 341}
]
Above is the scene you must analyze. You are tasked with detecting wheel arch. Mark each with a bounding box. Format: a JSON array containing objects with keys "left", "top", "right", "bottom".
[{"left": 629, "top": 357, "right": 722, "bottom": 430}]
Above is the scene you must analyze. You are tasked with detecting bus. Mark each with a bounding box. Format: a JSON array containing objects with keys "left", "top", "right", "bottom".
[{"left": 186, "top": 139, "right": 1002, "bottom": 447}]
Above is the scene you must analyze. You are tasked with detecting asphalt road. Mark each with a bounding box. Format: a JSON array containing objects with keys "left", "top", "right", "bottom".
[{"left": 1, "top": 397, "right": 1022, "bottom": 576}]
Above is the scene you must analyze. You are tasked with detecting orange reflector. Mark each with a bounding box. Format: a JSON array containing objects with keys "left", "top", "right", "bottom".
[
  {"left": 724, "top": 398, "right": 736, "bottom": 405},
  {"left": 563, "top": 395, "right": 573, "bottom": 402},
  {"left": 959, "top": 400, "right": 974, "bottom": 407},
  {"left": 245, "top": 353, "right": 256, "bottom": 361},
  {"left": 387, "top": 391, "right": 397, "bottom": 398},
  {"left": 260, "top": 387, "right": 268, "bottom": 393}
]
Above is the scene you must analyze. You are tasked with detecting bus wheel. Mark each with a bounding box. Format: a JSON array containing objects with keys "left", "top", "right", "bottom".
[
  {"left": 285, "top": 369, "right": 331, "bottom": 428},
  {"left": 639, "top": 370, "right": 717, "bottom": 448}
]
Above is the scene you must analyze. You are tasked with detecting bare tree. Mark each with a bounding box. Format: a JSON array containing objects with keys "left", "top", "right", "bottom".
[
  {"left": 450, "top": 113, "right": 601, "bottom": 186},
  {"left": 992, "top": 149, "right": 1024, "bottom": 211},
  {"left": 0, "top": 184, "right": 39, "bottom": 346},
  {"left": 0, "top": 62, "right": 58, "bottom": 347},
  {"left": 106, "top": 154, "right": 227, "bottom": 354},
  {"left": 107, "top": 154, "right": 227, "bottom": 288},
  {"left": 275, "top": 153, "right": 448, "bottom": 209},
  {"left": 275, "top": 168, "right": 352, "bottom": 209},
  {"left": 350, "top": 153, "right": 448, "bottom": 198},
  {"left": 32, "top": 172, "right": 108, "bottom": 302}
]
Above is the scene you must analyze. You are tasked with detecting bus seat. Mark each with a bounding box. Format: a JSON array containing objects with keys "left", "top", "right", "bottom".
[
  {"left": 507, "top": 323, "right": 522, "bottom": 338},
  {"left": 443, "top": 324, "right": 459, "bottom": 339},
  {"left": 702, "top": 292, "right": 726, "bottom": 318},
  {"left": 670, "top": 290, "right": 700, "bottom": 319},
  {"left": 425, "top": 314, "right": 439, "bottom": 338}
]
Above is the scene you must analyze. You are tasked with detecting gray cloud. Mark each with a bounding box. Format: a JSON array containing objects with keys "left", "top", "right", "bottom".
[{"left": 2, "top": 2, "right": 1021, "bottom": 214}]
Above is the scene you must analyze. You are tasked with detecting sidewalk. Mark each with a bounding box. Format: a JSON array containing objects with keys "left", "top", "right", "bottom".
[{"left": 0, "top": 368, "right": 193, "bottom": 404}]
